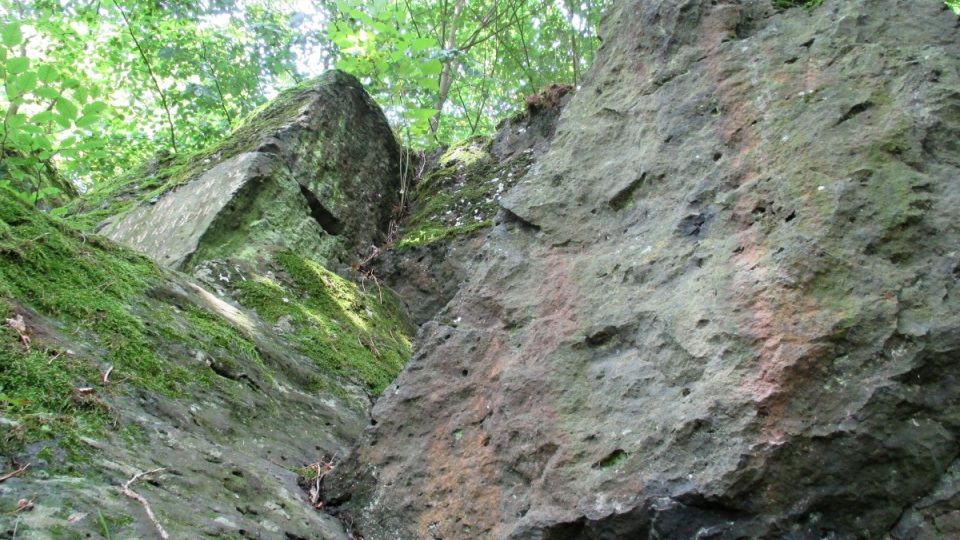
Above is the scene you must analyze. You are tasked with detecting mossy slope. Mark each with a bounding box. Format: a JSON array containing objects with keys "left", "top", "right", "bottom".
[{"left": 0, "top": 186, "right": 412, "bottom": 538}]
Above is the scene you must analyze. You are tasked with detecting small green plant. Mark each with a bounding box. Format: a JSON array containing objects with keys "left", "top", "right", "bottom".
[
  {"left": 97, "top": 510, "right": 113, "bottom": 539},
  {"left": 948, "top": 0, "right": 960, "bottom": 14}
]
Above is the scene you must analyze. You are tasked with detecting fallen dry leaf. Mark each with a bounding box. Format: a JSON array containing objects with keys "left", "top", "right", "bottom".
[
  {"left": 5, "top": 314, "right": 26, "bottom": 334},
  {"left": 67, "top": 512, "right": 89, "bottom": 524},
  {"left": 16, "top": 498, "right": 34, "bottom": 512}
]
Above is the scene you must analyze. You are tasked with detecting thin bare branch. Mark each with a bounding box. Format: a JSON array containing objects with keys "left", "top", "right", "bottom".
[
  {"left": 120, "top": 468, "right": 169, "bottom": 540},
  {"left": 0, "top": 463, "right": 29, "bottom": 483},
  {"left": 111, "top": 0, "right": 178, "bottom": 153}
]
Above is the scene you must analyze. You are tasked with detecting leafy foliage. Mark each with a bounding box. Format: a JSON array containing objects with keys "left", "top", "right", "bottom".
[
  {"left": 329, "top": 0, "right": 610, "bottom": 145},
  {"left": 1, "top": 18, "right": 106, "bottom": 206},
  {"left": 1, "top": 0, "right": 609, "bottom": 200},
  {"left": 1, "top": 0, "right": 318, "bottom": 195}
]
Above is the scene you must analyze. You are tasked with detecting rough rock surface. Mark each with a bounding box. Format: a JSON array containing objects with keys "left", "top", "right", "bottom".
[
  {"left": 99, "top": 70, "right": 400, "bottom": 272},
  {"left": 327, "top": 1, "right": 960, "bottom": 538},
  {"left": 375, "top": 96, "right": 571, "bottom": 325}
]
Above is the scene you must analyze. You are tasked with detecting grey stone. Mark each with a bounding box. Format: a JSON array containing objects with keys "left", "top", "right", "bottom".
[{"left": 326, "top": 1, "right": 960, "bottom": 538}]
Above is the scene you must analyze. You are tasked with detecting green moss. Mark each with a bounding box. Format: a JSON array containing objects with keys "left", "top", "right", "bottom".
[
  {"left": 0, "top": 188, "right": 271, "bottom": 454},
  {"left": 182, "top": 305, "right": 264, "bottom": 369},
  {"left": 0, "top": 339, "right": 109, "bottom": 457},
  {"left": 397, "top": 221, "right": 491, "bottom": 249},
  {"left": 397, "top": 137, "right": 532, "bottom": 249},
  {"left": 594, "top": 449, "right": 628, "bottom": 470},
  {"left": 98, "top": 510, "right": 134, "bottom": 538},
  {"left": 234, "top": 251, "right": 413, "bottom": 394}
]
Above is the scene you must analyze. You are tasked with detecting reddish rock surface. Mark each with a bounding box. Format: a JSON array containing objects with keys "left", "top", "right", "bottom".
[{"left": 327, "top": 1, "right": 960, "bottom": 538}]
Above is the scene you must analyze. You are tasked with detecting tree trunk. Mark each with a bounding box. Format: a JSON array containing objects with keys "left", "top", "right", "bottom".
[{"left": 430, "top": 0, "right": 466, "bottom": 134}]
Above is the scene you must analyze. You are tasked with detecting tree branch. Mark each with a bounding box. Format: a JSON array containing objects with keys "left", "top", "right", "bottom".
[{"left": 111, "top": 0, "right": 178, "bottom": 153}]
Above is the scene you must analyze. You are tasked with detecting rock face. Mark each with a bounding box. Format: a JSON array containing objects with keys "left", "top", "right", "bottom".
[
  {"left": 99, "top": 70, "right": 400, "bottom": 272},
  {"left": 375, "top": 95, "right": 571, "bottom": 324},
  {"left": 327, "top": 1, "right": 960, "bottom": 538}
]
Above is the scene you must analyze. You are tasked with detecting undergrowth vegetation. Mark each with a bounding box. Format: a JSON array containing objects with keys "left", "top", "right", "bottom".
[{"left": 0, "top": 184, "right": 411, "bottom": 458}]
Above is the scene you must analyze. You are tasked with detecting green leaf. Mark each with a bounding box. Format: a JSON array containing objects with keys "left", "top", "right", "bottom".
[
  {"left": 14, "top": 71, "right": 37, "bottom": 93},
  {"left": 417, "top": 77, "right": 440, "bottom": 92},
  {"left": 410, "top": 37, "right": 435, "bottom": 53},
  {"left": 54, "top": 113, "right": 72, "bottom": 129},
  {"left": 35, "top": 86, "right": 59, "bottom": 100},
  {"left": 7, "top": 113, "right": 26, "bottom": 129},
  {"left": 407, "top": 107, "right": 437, "bottom": 121},
  {"left": 55, "top": 98, "right": 78, "bottom": 120},
  {"left": 336, "top": 58, "right": 359, "bottom": 73},
  {"left": 34, "top": 135, "right": 53, "bottom": 151},
  {"left": 82, "top": 101, "right": 108, "bottom": 115},
  {"left": 75, "top": 114, "right": 99, "bottom": 128},
  {"left": 6, "top": 56, "right": 29, "bottom": 75},
  {"left": 395, "top": 61, "right": 414, "bottom": 76},
  {"left": 419, "top": 59, "right": 443, "bottom": 76},
  {"left": 37, "top": 64, "right": 58, "bottom": 83},
  {"left": 77, "top": 139, "right": 105, "bottom": 150},
  {"left": 1, "top": 23, "right": 22, "bottom": 48},
  {"left": 31, "top": 111, "right": 55, "bottom": 124}
]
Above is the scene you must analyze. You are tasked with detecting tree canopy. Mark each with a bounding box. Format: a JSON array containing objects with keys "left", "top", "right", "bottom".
[{"left": 0, "top": 0, "right": 609, "bottom": 205}]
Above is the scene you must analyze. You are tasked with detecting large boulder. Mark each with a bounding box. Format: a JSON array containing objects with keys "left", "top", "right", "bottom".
[
  {"left": 326, "top": 0, "right": 960, "bottom": 538},
  {"left": 97, "top": 70, "right": 401, "bottom": 272}
]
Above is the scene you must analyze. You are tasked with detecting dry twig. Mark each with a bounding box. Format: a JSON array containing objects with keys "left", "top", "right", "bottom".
[
  {"left": 0, "top": 463, "right": 29, "bottom": 483},
  {"left": 120, "top": 468, "right": 169, "bottom": 539},
  {"left": 307, "top": 459, "right": 336, "bottom": 509},
  {"left": 102, "top": 365, "right": 114, "bottom": 384}
]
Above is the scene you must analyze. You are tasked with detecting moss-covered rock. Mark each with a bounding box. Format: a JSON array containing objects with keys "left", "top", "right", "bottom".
[
  {"left": 396, "top": 137, "right": 533, "bottom": 250},
  {"left": 68, "top": 71, "right": 401, "bottom": 274},
  {"left": 327, "top": 1, "right": 960, "bottom": 538},
  {"left": 366, "top": 92, "right": 571, "bottom": 326},
  {"left": 0, "top": 186, "right": 411, "bottom": 538}
]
